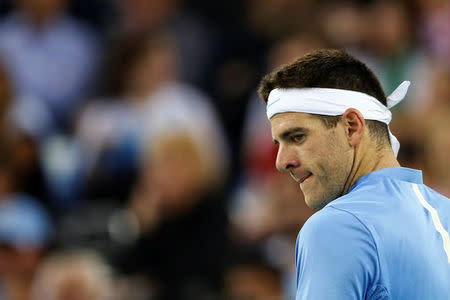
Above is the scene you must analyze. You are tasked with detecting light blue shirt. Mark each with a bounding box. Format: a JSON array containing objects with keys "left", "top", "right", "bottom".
[{"left": 295, "top": 167, "right": 450, "bottom": 299}]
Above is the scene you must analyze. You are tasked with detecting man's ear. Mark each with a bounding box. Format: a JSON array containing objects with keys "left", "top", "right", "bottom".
[{"left": 342, "top": 108, "right": 365, "bottom": 147}]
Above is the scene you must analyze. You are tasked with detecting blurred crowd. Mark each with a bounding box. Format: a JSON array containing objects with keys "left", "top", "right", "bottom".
[{"left": 0, "top": 0, "right": 448, "bottom": 299}]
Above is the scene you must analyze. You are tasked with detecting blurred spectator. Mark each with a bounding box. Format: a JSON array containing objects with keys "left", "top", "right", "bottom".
[
  {"left": 390, "top": 65, "right": 450, "bottom": 197},
  {"left": 76, "top": 30, "right": 228, "bottom": 202},
  {"left": 317, "top": 1, "right": 436, "bottom": 116},
  {"left": 114, "top": 0, "right": 216, "bottom": 88},
  {"left": 417, "top": 0, "right": 450, "bottom": 64},
  {"left": 116, "top": 0, "right": 181, "bottom": 35},
  {"left": 364, "top": 0, "right": 417, "bottom": 58},
  {"left": 115, "top": 132, "right": 229, "bottom": 300},
  {"left": 0, "top": 0, "right": 100, "bottom": 131},
  {"left": 30, "top": 249, "right": 112, "bottom": 300},
  {"left": 362, "top": 0, "right": 434, "bottom": 115},
  {"left": 317, "top": 0, "right": 367, "bottom": 49},
  {"left": 244, "top": 0, "right": 317, "bottom": 40},
  {"left": 0, "top": 55, "right": 55, "bottom": 142},
  {"left": 418, "top": 67, "right": 450, "bottom": 196},
  {"left": 41, "top": 32, "right": 175, "bottom": 208},
  {"left": 48, "top": 31, "right": 230, "bottom": 300},
  {"left": 131, "top": 133, "right": 227, "bottom": 230},
  {"left": 0, "top": 62, "right": 49, "bottom": 211},
  {"left": 0, "top": 165, "right": 52, "bottom": 300}
]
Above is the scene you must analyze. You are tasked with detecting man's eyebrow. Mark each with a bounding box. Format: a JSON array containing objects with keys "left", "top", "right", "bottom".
[{"left": 273, "top": 127, "right": 309, "bottom": 144}]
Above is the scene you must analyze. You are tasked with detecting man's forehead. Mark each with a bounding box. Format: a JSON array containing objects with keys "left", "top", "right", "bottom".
[{"left": 270, "top": 112, "right": 315, "bottom": 129}]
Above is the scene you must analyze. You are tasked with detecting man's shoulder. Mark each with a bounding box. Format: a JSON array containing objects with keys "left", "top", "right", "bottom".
[
  {"left": 301, "top": 187, "right": 381, "bottom": 233},
  {"left": 318, "top": 179, "right": 398, "bottom": 223},
  {"left": 299, "top": 204, "right": 372, "bottom": 246},
  {"left": 300, "top": 180, "right": 411, "bottom": 241},
  {"left": 296, "top": 203, "right": 381, "bottom": 297}
]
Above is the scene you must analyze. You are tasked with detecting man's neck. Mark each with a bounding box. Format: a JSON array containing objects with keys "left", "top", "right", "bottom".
[{"left": 342, "top": 145, "right": 400, "bottom": 195}]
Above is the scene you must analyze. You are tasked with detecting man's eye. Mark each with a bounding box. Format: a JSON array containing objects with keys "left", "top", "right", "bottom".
[{"left": 292, "top": 134, "right": 305, "bottom": 143}]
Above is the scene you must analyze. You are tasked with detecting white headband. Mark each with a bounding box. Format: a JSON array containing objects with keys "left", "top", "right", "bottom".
[{"left": 266, "top": 81, "right": 410, "bottom": 157}]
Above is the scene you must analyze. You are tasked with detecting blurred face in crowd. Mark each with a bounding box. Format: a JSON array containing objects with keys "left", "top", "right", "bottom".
[
  {"left": 53, "top": 268, "right": 102, "bottom": 300},
  {"left": 151, "top": 138, "right": 204, "bottom": 204},
  {"left": 125, "top": 38, "right": 177, "bottom": 100},
  {"left": 120, "top": 0, "right": 179, "bottom": 34},
  {"left": 31, "top": 253, "right": 111, "bottom": 300},
  {"left": 319, "top": 2, "right": 366, "bottom": 48},
  {"left": 271, "top": 112, "right": 353, "bottom": 210},
  {"left": 15, "top": 0, "right": 67, "bottom": 25},
  {"left": 368, "top": 1, "right": 411, "bottom": 54},
  {"left": 245, "top": 0, "right": 312, "bottom": 38},
  {"left": 136, "top": 135, "right": 206, "bottom": 219},
  {"left": 267, "top": 32, "right": 324, "bottom": 70}
]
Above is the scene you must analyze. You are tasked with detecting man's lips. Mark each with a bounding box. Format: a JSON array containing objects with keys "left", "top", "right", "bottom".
[
  {"left": 299, "top": 173, "right": 312, "bottom": 183},
  {"left": 290, "top": 171, "right": 312, "bottom": 183}
]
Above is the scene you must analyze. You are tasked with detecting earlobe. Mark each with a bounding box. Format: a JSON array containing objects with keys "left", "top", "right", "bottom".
[{"left": 343, "top": 108, "right": 365, "bottom": 147}]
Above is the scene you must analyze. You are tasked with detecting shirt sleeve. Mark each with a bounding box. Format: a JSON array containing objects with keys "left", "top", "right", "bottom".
[{"left": 295, "top": 206, "right": 380, "bottom": 300}]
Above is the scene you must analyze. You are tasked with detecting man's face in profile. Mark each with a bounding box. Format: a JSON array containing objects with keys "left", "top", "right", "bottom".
[{"left": 270, "top": 112, "right": 354, "bottom": 210}]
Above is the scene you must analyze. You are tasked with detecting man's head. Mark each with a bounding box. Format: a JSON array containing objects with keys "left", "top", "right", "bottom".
[
  {"left": 258, "top": 49, "right": 392, "bottom": 209},
  {"left": 259, "top": 49, "right": 390, "bottom": 147}
]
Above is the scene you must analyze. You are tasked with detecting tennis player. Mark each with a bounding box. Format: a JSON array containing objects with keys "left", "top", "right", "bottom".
[{"left": 258, "top": 49, "right": 450, "bottom": 299}]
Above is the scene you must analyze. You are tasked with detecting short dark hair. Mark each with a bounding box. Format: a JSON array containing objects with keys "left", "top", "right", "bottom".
[{"left": 258, "top": 49, "right": 389, "bottom": 147}]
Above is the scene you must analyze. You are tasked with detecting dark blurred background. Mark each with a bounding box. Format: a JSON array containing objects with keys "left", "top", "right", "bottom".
[{"left": 0, "top": 0, "right": 448, "bottom": 299}]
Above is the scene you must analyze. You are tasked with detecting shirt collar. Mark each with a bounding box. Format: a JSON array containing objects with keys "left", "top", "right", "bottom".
[{"left": 349, "top": 167, "right": 423, "bottom": 193}]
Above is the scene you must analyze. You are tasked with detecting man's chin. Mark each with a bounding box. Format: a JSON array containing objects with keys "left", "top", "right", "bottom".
[{"left": 304, "top": 193, "right": 331, "bottom": 211}]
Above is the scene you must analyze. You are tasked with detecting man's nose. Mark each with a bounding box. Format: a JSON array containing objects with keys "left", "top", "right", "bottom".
[{"left": 276, "top": 146, "right": 299, "bottom": 172}]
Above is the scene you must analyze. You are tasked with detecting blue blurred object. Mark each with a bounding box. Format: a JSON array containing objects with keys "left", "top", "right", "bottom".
[{"left": 0, "top": 195, "right": 52, "bottom": 249}]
